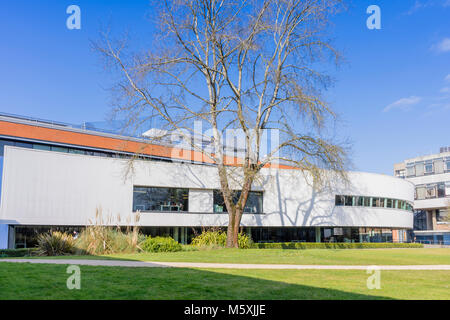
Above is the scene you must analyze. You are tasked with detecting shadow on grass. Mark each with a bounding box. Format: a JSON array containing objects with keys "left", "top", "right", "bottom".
[{"left": 0, "top": 261, "right": 391, "bottom": 300}]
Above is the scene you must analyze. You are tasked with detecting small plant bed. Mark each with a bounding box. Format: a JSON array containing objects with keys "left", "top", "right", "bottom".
[{"left": 0, "top": 248, "right": 37, "bottom": 258}]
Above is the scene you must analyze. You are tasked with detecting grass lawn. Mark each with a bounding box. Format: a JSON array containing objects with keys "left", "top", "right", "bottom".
[
  {"left": 17, "top": 248, "right": 450, "bottom": 265},
  {"left": 0, "top": 262, "right": 449, "bottom": 300}
]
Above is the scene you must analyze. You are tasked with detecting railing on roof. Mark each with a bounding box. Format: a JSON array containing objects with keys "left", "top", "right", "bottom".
[{"left": 0, "top": 111, "right": 147, "bottom": 139}]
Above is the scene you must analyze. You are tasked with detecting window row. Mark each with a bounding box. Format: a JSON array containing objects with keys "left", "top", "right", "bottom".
[
  {"left": 335, "top": 195, "right": 413, "bottom": 212},
  {"left": 406, "top": 157, "right": 450, "bottom": 177},
  {"left": 0, "top": 138, "right": 173, "bottom": 163},
  {"left": 415, "top": 182, "right": 450, "bottom": 200},
  {"left": 133, "top": 186, "right": 264, "bottom": 213}
]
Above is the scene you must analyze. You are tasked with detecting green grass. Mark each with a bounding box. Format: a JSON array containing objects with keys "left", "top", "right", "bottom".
[
  {"left": 17, "top": 248, "right": 450, "bottom": 265},
  {"left": 0, "top": 262, "right": 448, "bottom": 300}
]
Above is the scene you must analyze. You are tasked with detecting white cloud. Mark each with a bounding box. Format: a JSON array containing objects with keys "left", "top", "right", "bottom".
[
  {"left": 441, "top": 87, "right": 450, "bottom": 93},
  {"left": 405, "top": 0, "right": 450, "bottom": 14},
  {"left": 434, "top": 38, "right": 450, "bottom": 53},
  {"left": 383, "top": 96, "right": 422, "bottom": 112},
  {"left": 445, "top": 74, "right": 450, "bottom": 82},
  {"left": 405, "top": 1, "right": 426, "bottom": 15}
]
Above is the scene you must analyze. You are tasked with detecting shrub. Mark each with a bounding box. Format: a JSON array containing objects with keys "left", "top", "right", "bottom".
[
  {"left": 191, "top": 230, "right": 253, "bottom": 249},
  {"left": 251, "top": 242, "right": 424, "bottom": 249},
  {"left": 141, "top": 236, "right": 182, "bottom": 253},
  {"left": 36, "top": 231, "right": 76, "bottom": 256},
  {"left": 0, "top": 248, "right": 37, "bottom": 257},
  {"left": 191, "top": 230, "right": 227, "bottom": 247},
  {"left": 237, "top": 232, "right": 253, "bottom": 249}
]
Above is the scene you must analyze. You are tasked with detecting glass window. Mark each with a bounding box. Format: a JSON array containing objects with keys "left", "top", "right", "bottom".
[
  {"left": 214, "top": 190, "right": 263, "bottom": 213},
  {"left": 416, "top": 186, "right": 426, "bottom": 200},
  {"left": 401, "top": 201, "right": 406, "bottom": 210},
  {"left": 344, "top": 195, "right": 353, "bottom": 206},
  {"left": 445, "top": 182, "right": 450, "bottom": 197},
  {"left": 424, "top": 161, "right": 433, "bottom": 174},
  {"left": 436, "top": 209, "right": 448, "bottom": 222},
  {"left": 406, "top": 165, "right": 415, "bottom": 177},
  {"left": 68, "top": 148, "right": 86, "bottom": 155},
  {"left": 33, "top": 144, "right": 51, "bottom": 151},
  {"left": 426, "top": 185, "right": 436, "bottom": 199},
  {"left": 386, "top": 198, "right": 393, "bottom": 208},
  {"left": 415, "top": 163, "right": 424, "bottom": 176},
  {"left": 51, "top": 146, "right": 69, "bottom": 153},
  {"left": 244, "top": 191, "right": 263, "bottom": 213},
  {"left": 364, "top": 197, "right": 371, "bottom": 207},
  {"left": 14, "top": 141, "right": 32, "bottom": 149},
  {"left": 335, "top": 195, "right": 344, "bottom": 206},
  {"left": 356, "top": 196, "right": 364, "bottom": 206},
  {"left": 434, "top": 159, "right": 444, "bottom": 174},
  {"left": 371, "top": 198, "right": 378, "bottom": 207},
  {"left": 438, "top": 183, "right": 445, "bottom": 198},
  {"left": 132, "top": 186, "right": 188, "bottom": 212},
  {"left": 446, "top": 158, "right": 450, "bottom": 172},
  {"left": 407, "top": 203, "right": 413, "bottom": 212}
]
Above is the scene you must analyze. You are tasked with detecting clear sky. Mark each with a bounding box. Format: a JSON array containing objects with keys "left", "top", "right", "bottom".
[{"left": 0, "top": 0, "right": 449, "bottom": 175}]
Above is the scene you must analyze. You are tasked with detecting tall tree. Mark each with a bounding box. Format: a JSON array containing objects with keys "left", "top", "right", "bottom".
[{"left": 96, "top": 0, "right": 348, "bottom": 247}]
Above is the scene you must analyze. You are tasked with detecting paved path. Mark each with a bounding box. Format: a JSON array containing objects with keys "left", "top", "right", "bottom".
[{"left": 1, "top": 259, "right": 450, "bottom": 270}]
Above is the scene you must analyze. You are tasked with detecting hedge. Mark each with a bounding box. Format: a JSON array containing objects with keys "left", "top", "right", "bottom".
[
  {"left": 141, "top": 236, "right": 182, "bottom": 253},
  {"left": 0, "top": 248, "right": 37, "bottom": 257},
  {"left": 251, "top": 242, "right": 424, "bottom": 249}
]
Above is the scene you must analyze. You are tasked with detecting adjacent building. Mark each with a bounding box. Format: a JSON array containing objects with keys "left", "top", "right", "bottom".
[
  {"left": 0, "top": 113, "right": 414, "bottom": 249},
  {"left": 394, "top": 148, "right": 450, "bottom": 244}
]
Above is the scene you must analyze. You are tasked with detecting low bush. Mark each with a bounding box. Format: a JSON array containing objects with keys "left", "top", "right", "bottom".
[
  {"left": 191, "top": 230, "right": 227, "bottom": 247},
  {"left": 191, "top": 230, "right": 253, "bottom": 249},
  {"left": 36, "top": 231, "right": 76, "bottom": 256},
  {"left": 0, "top": 248, "right": 37, "bottom": 257},
  {"left": 141, "top": 236, "right": 182, "bottom": 253},
  {"left": 237, "top": 232, "right": 253, "bottom": 249},
  {"left": 251, "top": 242, "right": 424, "bottom": 249}
]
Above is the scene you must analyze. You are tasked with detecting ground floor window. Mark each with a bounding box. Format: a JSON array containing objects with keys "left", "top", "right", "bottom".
[
  {"left": 12, "top": 225, "right": 82, "bottom": 249},
  {"left": 9, "top": 225, "right": 411, "bottom": 248}
]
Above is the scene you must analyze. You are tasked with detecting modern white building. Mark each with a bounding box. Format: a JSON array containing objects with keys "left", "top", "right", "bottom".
[
  {"left": 0, "top": 113, "right": 414, "bottom": 249},
  {"left": 394, "top": 149, "right": 450, "bottom": 244}
]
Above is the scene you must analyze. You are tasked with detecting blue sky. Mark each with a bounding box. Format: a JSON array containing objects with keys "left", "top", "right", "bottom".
[{"left": 0, "top": 0, "right": 449, "bottom": 175}]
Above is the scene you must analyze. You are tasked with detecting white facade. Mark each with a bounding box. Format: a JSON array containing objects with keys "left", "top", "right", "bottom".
[{"left": 0, "top": 146, "right": 414, "bottom": 230}]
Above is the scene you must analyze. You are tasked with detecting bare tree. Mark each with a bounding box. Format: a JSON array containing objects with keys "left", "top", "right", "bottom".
[{"left": 95, "top": 0, "right": 348, "bottom": 248}]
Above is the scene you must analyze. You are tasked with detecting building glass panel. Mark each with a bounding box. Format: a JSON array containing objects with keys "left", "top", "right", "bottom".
[
  {"left": 132, "top": 186, "right": 189, "bottom": 212},
  {"left": 213, "top": 190, "right": 263, "bottom": 213},
  {"left": 415, "top": 163, "right": 424, "bottom": 176}
]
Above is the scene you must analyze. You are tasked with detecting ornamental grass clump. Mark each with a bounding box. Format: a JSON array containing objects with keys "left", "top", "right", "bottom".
[
  {"left": 75, "top": 208, "right": 145, "bottom": 255},
  {"left": 36, "top": 231, "right": 76, "bottom": 256}
]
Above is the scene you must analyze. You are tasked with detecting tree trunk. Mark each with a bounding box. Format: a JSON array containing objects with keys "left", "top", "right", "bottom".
[{"left": 226, "top": 209, "right": 242, "bottom": 248}]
